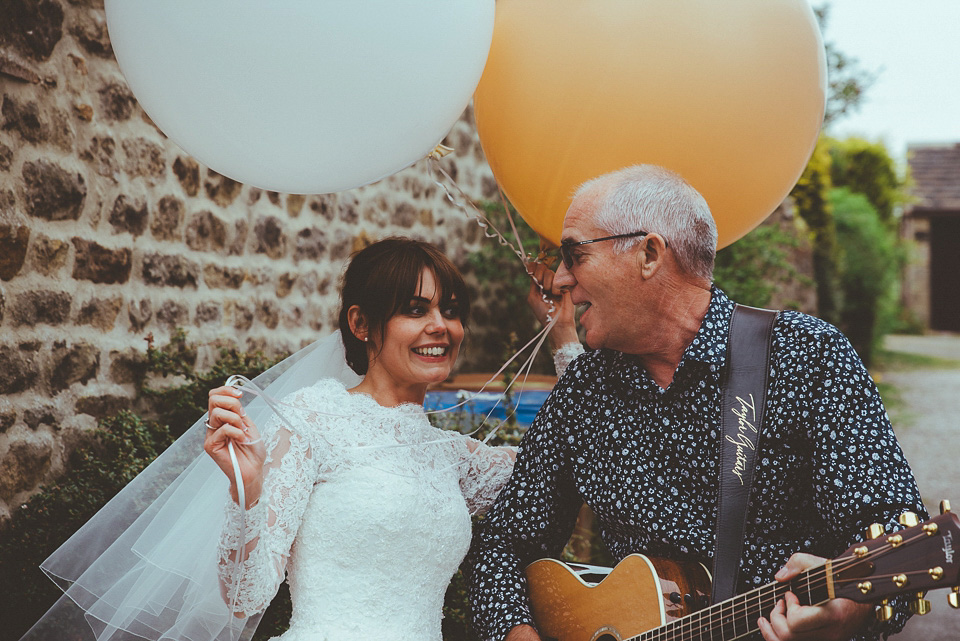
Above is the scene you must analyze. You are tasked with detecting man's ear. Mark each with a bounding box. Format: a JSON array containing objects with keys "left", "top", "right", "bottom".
[
  {"left": 346, "top": 305, "right": 368, "bottom": 342},
  {"left": 636, "top": 233, "right": 668, "bottom": 280}
]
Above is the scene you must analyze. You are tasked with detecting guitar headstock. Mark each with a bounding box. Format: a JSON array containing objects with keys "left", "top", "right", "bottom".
[{"left": 831, "top": 505, "right": 960, "bottom": 616}]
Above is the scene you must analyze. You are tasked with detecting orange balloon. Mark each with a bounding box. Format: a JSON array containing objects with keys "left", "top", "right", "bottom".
[{"left": 474, "top": 0, "right": 827, "bottom": 249}]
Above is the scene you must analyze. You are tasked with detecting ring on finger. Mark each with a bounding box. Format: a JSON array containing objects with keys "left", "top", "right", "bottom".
[{"left": 204, "top": 420, "right": 218, "bottom": 430}]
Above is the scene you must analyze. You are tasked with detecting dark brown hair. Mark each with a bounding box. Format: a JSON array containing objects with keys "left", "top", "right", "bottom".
[{"left": 338, "top": 237, "right": 471, "bottom": 375}]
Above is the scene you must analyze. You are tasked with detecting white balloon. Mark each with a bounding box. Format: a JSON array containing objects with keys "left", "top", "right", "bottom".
[{"left": 104, "top": 0, "right": 494, "bottom": 193}]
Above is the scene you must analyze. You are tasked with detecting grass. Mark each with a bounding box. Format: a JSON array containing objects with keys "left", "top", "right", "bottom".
[{"left": 872, "top": 348, "right": 960, "bottom": 372}]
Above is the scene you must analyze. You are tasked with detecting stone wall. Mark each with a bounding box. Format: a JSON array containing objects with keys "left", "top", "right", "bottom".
[{"left": 0, "top": 0, "right": 498, "bottom": 519}]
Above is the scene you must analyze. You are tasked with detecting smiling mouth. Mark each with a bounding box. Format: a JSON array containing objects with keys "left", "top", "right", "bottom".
[{"left": 412, "top": 346, "right": 448, "bottom": 357}]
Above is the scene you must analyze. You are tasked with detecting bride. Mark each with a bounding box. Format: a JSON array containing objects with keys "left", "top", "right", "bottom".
[
  {"left": 204, "top": 237, "right": 518, "bottom": 640},
  {"left": 23, "top": 237, "right": 580, "bottom": 641}
]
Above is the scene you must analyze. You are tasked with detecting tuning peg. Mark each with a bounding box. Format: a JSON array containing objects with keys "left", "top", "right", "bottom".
[
  {"left": 910, "top": 593, "right": 932, "bottom": 616},
  {"left": 899, "top": 512, "right": 919, "bottom": 527},
  {"left": 941, "top": 500, "right": 952, "bottom": 515},
  {"left": 867, "top": 523, "right": 885, "bottom": 540},
  {"left": 876, "top": 599, "right": 893, "bottom": 622},
  {"left": 949, "top": 587, "right": 960, "bottom": 609}
]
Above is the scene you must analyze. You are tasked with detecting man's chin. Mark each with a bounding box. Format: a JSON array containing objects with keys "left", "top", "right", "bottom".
[{"left": 583, "top": 329, "right": 602, "bottom": 351}]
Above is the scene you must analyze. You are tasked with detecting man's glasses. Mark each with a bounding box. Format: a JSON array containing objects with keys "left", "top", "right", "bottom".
[{"left": 559, "top": 230, "right": 653, "bottom": 269}]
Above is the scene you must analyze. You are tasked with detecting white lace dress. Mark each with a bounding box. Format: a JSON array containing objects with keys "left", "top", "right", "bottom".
[{"left": 216, "top": 378, "right": 516, "bottom": 641}]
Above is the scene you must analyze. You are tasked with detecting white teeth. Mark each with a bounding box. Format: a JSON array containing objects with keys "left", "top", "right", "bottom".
[{"left": 413, "top": 346, "right": 446, "bottom": 357}]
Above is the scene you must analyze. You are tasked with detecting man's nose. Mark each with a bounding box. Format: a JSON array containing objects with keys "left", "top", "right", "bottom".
[{"left": 554, "top": 260, "right": 576, "bottom": 290}]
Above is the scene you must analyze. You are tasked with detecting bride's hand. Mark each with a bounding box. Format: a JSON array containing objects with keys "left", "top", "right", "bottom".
[{"left": 203, "top": 385, "right": 267, "bottom": 508}]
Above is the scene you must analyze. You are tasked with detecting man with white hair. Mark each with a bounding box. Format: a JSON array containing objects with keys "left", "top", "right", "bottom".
[{"left": 467, "top": 165, "right": 925, "bottom": 641}]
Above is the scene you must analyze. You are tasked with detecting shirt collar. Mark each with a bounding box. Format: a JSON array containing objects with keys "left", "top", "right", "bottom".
[{"left": 610, "top": 285, "right": 735, "bottom": 390}]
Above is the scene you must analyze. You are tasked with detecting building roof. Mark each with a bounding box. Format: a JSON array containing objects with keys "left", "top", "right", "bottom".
[{"left": 908, "top": 142, "right": 960, "bottom": 212}]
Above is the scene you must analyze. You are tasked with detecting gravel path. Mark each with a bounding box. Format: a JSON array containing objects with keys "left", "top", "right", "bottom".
[{"left": 877, "top": 335, "right": 960, "bottom": 640}]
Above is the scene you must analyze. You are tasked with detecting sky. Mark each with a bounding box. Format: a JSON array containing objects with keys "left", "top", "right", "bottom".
[{"left": 821, "top": 0, "right": 960, "bottom": 164}]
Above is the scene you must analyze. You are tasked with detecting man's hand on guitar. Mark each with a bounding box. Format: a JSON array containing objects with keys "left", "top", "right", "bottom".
[
  {"left": 505, "top": 623, "right": 542, "bottom": 641},
  {"left": 757, "top": 553, "right": 873, "bottom": 641}
]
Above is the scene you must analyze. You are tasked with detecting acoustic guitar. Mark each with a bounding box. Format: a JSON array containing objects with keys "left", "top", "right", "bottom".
[{"left": 526, "top": 507, "right": 960, "bottom": 641}]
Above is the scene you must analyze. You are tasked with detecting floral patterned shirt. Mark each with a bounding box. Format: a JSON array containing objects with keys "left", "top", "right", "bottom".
[{"left": 468, "top": 287, "right": 925, "bottom": 641}]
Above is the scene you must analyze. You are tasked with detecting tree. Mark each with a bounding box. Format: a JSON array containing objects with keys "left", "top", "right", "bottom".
[
  {"left": 829, "top": 137, "right": 906, "bottom": 225},
  {"left": 815, "top": 4, "right": 878, "bottom": 126},
  {"left": 831, "top": 188, "right": 901, "bottom": 365}
]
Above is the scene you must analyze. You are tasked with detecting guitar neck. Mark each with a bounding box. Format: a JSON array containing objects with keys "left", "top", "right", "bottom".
[{"left": 631, "top": 569, "right": 829, "bottom": 641}]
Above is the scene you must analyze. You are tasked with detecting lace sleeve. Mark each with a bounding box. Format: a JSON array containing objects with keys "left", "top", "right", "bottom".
[
  {"left": 216, "top": 389, "right": 329, "bottom": 615},
  {"left": 552, "top": 342, "right": 585, "bottom": 376},
  {"left": 457, "top": 437, "right": 516, "bottom": 516}
]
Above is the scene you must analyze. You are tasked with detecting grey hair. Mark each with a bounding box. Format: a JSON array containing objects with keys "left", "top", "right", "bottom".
[{"left": 575, "top": 165, "right": 717, "bottom": 281}]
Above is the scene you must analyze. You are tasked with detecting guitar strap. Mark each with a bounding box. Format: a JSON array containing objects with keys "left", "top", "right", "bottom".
[{"left": 711, "top": 304, "right": 779, "bottom": 604}]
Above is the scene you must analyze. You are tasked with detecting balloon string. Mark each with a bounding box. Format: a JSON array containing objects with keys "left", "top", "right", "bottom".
[
  {"left": 428, "top": 157, "right": 531, "bottom": 267},
  {"left": 427, "top": 156, "right": 560, "bottom": 325}
]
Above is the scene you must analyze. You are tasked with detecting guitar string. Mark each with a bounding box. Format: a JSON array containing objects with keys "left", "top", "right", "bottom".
[{"left": 627, "top": 526, "right": 943, "bottom": 641}]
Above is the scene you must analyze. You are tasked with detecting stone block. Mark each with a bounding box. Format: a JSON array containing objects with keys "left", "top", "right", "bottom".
[
  {"left": 76, "top": 295, "right": 123, "bottom": 331},
  {"left": 142, "top": 253, "right": 199, "bottom": 288},
  {"left": 185, "top": 210, "right": 227, "bottom": 252},
  {"left": 204, "top": 170, "right": 242, "bottom": 207},
  {"left": 0, "top": 0, "right": 64, "bottom": 61},
  {"left": 194, "top": 301, "right": 222, "bottom": 325},
  {"left": 282, "top": 305, "right": 303, "bottom": 329},
  {"left": 74, "top": 103, "right": 94, "bottom": 121},
  {"left": 127, "top": 298, "right": 152, "bottom": 332},
  {"left": 256, "top": 300, "right": 280, "bottom": 330},
  {"left": 0, "top": 188, "right": 13, "bottom": 216},
  {"left": 0, "top": 440, "right": 53, "bottom": 502},
  {"left": 80, "top": 135, "right": 119, "bottom": 178},
  {"left": 276, "top": 272, "right": 297, "bottom": 298},
  {"left": 228, "top": 219, "right": 248, "bottom": 256},
  {"left": 0, "top": 411, "right": 15, "bottom": 434},
  {"left": 156, "top": 300, "right": 189, "bottom": 329},
  {"left": 317, "top": 276, "right": 331, "bottom": 295},
  {"left": 481, "top": 175, "right": 499, "bottom": 200},
  {"left": 108, "top": 194, "right": 148, "bottom": 236},
  {"left": 393, "top": 201, "right": 418, "bottom": 227},
  {"left": 226, "top": 301, "right": 254, "bottom": 331},
  {"left": 150, "top": 195, "right": 184, "bottom": 241},
  {"left": 0, "top": 224, "right": 29, "bottom": 280},
  {"left": 109, "top": 348, "right": 147, "bottom": 385},
  {"left": 298, "top": 271, "right": 319, "bottom": 297},
  {"left": 22, "top": 159, "right": 86, "bottom": 221},
  {"left": 12, "top": 290, "right": 72, "bottom": 326},
  {"left": 1, "top": 95, "right": 43, "bottom": 143},
  {"left": 50, "top": 342, "right": 100, "bottom": 392},
  {"left": 309, "top": 194, "right": 336, "bottom": 221},
  {"left": 286, "top": 194, "right": 305, "bottom": 217},
  {"left": 29, "top": 236, "right": 68, "bottom": 276},
  {"left": 0, "top": 344, "right": 37, "bottom": 393},
  {"left": 76, "top": 394, "right": 130, "bottom": 419},
  {"left": 172, "top": 156, "right": 199, "bottom": 196},
  {"left": 330, "top": 229, "right": 352, "bottom": 261},
  {"left": 253, "top": 216, "right": 287, "bottom": 259},
  {"left": 294, "top": 227, "right": 327, "bottom": 262},
  {"left": 203, "top": 264, "right": 245, "bottom": 289},
  {"left": 98, "top": 81, "right": 137, "bottom": 121},
  {"left": 0, "top": 142, "right": 12, "bottom": 171},
  {"left": 339, "top": 196, "right": 359, "bottom": 224},
  {"left": 47, "top": 105, "right": 75, "bottom": 151},
  {"left": 69, "top": 10, "right": 113, "bottom": 58},
  {"left": 72, "top": 238, "right": 132, "bottom": 284},
  {"left": 122, "top": 137, "right": 165, "bottom": 178},
  {"left": 23, "top": 404, "right": 57, "bottom": 429}
]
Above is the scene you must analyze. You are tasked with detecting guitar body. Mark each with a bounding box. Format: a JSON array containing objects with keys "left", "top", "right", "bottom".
[{"left": 527, "top": 555, "right": 712, "bottom": 641}]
